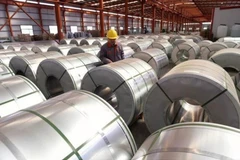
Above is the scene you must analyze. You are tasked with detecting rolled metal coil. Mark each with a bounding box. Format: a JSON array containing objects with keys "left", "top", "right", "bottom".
[
  {"left": 81, "top": 58, "right": 158, "bottom": 125},
  {"left": 171, "top": 42, "right": 200, "bottom": 65},
  {"left": 127, "top": 41, "right": 153, "bottom": 52},
  {"left": 92, "top": 40, "right": 107, "bottom": 47},
  {"left": 217, "top": 37, "right": 240, "bottom": 43},
  {"left": 122, "top": 45, "right": 135, "bottom": 58},
  {"left": 0, "top": 49, "right": 15, "bottom": 54},
  {"left": 69, "top": 38, "right": 85, "bottom": 46},
  {"left": 0, "top": 43, "right": 20, "bottom": 50},
  {"left": 158, "top": 35, "right": 170, "bottom": 40},
  {"left": 144, "top": 60, "right": 240, "bottom": 133},
  {"left": 31, "top": 45, "right": 51, "bottom": 53},
  {"left": 9, "top": 51, "right": 63, "bottom": 84},
  {"left": 0, "top": 63, "right": 14, "bottom": 80},
  {"left": 224, "top": 41, "right": 240, "bottom": 48},
  {"left": 172, "top": 39, "right": 193, "bottom": 47},
  {"left": 169, "top": 35, "right": 182, "bottom": 44},
  {"left": 68, "top": 45, "right": 100, "bottom": 56},
  {"left": 132, "top": 122, "right": 240, "bottom": 160},
  {"left": 134, "top": 38, "right": 155, "bottom": 43},
  {"left": 47, "top": 45, "right": 76, "bottom": 56},
  {"left": 7, "top": 46, "right": 22, "bottom": 51},
  {"left": 119, "top": 40, "right": 135, "bottom": 46},
  {"left": 149, "top": 42, "right": 173, "bottom": 58},
  {"left": 201, "top": 42, "right": 228, "bottom": 60},
  {"left": 0, "top": 50, "right": 34, "bottom": 66},
  {"left": 186, "top": 36, "right": 201, "bottom": 43},
  {"left": 0, "top": 90, "right": 136, "bottom": 159},
  {"left": 36, "top": 53, "right": 102, "bottom": 99},
  {"left": 59, "top": 39, "right": 72, "bottom": 44},
  {"left": 154, "top": 39, "right": 169, "bottom": 43},
  {"left": 197, "top": 40, "right": 213, "bottom": 53},
  {"left": 80, "top": 38, "right": 98, "bottom": 46},
  {"left": 132, "top": 48, "right": 169, "bottom": 78},
  {"left": 0, "top": 75, "right": 45, "bottom": 118},
  {"left": 20, "top": 44, "right": 35, "bottom": 51}
]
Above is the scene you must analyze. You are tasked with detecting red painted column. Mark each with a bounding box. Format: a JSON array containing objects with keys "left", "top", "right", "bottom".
[
  {"left": 141, "top": 1, "right": 145, "bottom": 34},
  {"left": 160, "top": 9, "right": 164, "bottom": 32},
  {"left": 125, "top": 0, "right": 128, "bottom": 35},
  {"left": 5, "top": 4, "right": 13, "bottom": 37},
  {"left": 152, "top": 6, "right": 156, "bottom": 33},
  {"left": 55, "top": 3, "right": 64, "bottom": 40},
  {"left": 99, "top": 0, "right": 104, "bottom": 37}
]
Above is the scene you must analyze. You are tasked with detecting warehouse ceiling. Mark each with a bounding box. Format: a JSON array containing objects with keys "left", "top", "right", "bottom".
[{"left": 45, "top": 0, "right": 240, "bottom": 22}]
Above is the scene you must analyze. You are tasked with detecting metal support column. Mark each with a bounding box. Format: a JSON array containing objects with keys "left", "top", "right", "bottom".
[
  {"left": 55, "top": 3, "right": 64, "bottom": 40},
  {"left": 81, "top": 13, "right": 84, "bottom": 31},
  {"left": 107, "top": 14, "right": 110, "bottom": 30},
  {"left": 172, "top": 13, "right": 174, "bottom": 32},
  {"left": 160, "top": 9, "right": 163, "bottom": 32},
  {"left": 125, "top": 0, "right": 128, "bottom": 35},
  {"left": 116, "top": 16, "right": 119, "bottom": 34},
  {"left": 167, "top": 12, "right": 169, "bottom": 32},
  {"left": 63, "top": 10, "right": 67, "bottom": 34},
  {"left": 5, "top": 4, "right": 13, "bottom": 37},
  {"left": 96, "top": 14, "right": 98, "bottom": 30},
  {"left": 141, "top": 0, "right": 145, "bottom": 34},
  {"left": 152, "top": 6, "right": 156, "bottom": 33},
  {"left": 99, "top": 0, "right": 104, "bottom": 37}
]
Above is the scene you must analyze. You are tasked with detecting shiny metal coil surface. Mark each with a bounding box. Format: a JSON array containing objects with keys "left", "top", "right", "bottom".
[
  {"left": 0, "top": 43, "right": 20, "bottom": 50},
  {"left": 68, "top": 45, "right": 100, "bottom": 56},
  {"left": 31, "top": 45, "right": 51, "bottom": 53},
  {"left": 36, "top": 53, "right": 102, "bottom": 99},
  {"left": 0, "top": 90, "right": 137, "bottom": 160},
  {"left": 197, "top": 40, "right": 213, "bottom": 53},
  {"left": 0, "top": 75, "right": 45, "bottom": 118},
  {"left": 149, "top": 41, "right": 173, "bottom": 57},
  {"left": 92, "top": 40, "right": 107, "bottom": 47},
  {"left": 70, "top": 38, "right": 85, "bottom": 46},
  {"left": 47, "top": 45, "right": 76, "bottom": 56},
  {"left": 0, "top": 63, "right": 14, "bottom": 80},
  {"left": 132, "top": 122, "right": 240, "bottom": 160},
  {"left": 122, "top": 45, "right": 135, "bottom": 58},
  {"left": 7, "top": 46, "right": 23, "bottom": 51},
  {"left": 201, "top": 42, "right": 228, "bottom": 60},
  {"left": 172, "top": 39, "right": 193, "bottom": 47},
  {"left": 9, "top": 51, "right": 63, "bottom": 84},
  {"left": 127, "top": 41, "right": 153, "bottom": 52},
  {"left": 224, "top": 41, "right": 240, "bottom": 48},
  {"left": 144, "top": 60, "right": 240, "bottom": 133},
  {"left": 80, "top": 38, "right": 99, "bottom": 46},
  {"left": 81, "top": 58, "right": 158, "bottom": 125},
  {"left": 59, "top": 39, "right": 72, "bottom": 44}
]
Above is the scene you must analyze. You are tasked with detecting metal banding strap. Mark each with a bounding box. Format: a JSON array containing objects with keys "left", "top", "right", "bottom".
[
  {"left": 21, "top": 109, "right": 82, "bottom": 160},
  {"left": 156, "top": 83, "right": 173, "bottom": 103},
  {"left": 202, "top": 89, "right": 227, "bottom": 107}
]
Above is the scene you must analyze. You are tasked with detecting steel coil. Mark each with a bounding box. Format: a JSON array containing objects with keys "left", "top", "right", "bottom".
[
  {"left": 171, "top": 42, "right": 200, "bottom": 65},
  {"left": 169, "top": 35, "right": 182, "bottom": 44},
  {"left": 68, "top": 45, "right": 100, "bottom": 56},
  {"left": 0, "top": 43, "right": 20, "bottom": 50},
  {"left": 9, "top": 51, "right": 63, "bottom": 84},
  {"left": 224, "top": 41, "right": 240, "bottom": 48},
  {"left": 158, "top": 35, "right": 170, "bottom": 40},
  {"left": 0, "top": 90, "right": 137, "bottom": 159},
  {"left": 198, "top": 40, "right": 213, "bottom": 53},
  {"left": 80, "top": 38, "right": 98, "bottom": 45},
  {"left": 149, "top": 42, "right": 173, "bottom": 57},
  {"left": 119, "top": 40, "right": 135, "bottom": 46},
  {"left": 144, "top": 60, "right": 240, "bottom": 133},
  {"left": 69, "top": 38, "right": 85, "bottom": 46},
  {"left": 7, "top": 46, "right": 22, "bottom": 51},
  {"left": 0, "top": 63, "right": 14, "bottom": 80},
  {"left": 31, "top": 45, "right": 51, "bottom": 53},
  {"left": 186, "top": 36, "right": 201, "bottom": 43},
  {"left": 36, "top": 53, "right": 102, "bottom": 99},
  {"left": 132, "top": 48, "right": 169, "bottom": 78},
  {"left": 122, "top": 45, "right": 135, "bottom": 58},
  {"left": 201, "top": 42, "right": 228, "bottom": 60},
  {"left": 20, "top": 44, "right": 35, "bottom": 51},
  {"left": 127, "top": 41, "right": 153, "bottom": 52},
  {"left": 172, "top": 39, "right": 193, "bottom": 47},
  {"left": 0, "top": 75, "right": 45, "bottom": 118},
  {"left": 0, "top": 50, "right": 34, "bottom": 66},
  {"left": 59, "top": 39, "right": 72, "bottom": 44},
  {"left": 0, "top": 49, "right": 14, "bottom": 54},
  {"left": 217, "top": 37, "right": 240, "bottom": 43},
  {"left": 47, "top": 45, "right": 76, "bottom": 56},
  {"left": 81, "top": 58, "right": 158, "bottom": 125},
  {"left": 92, "top": 40, "right": 107, "bottom": 47},
  {"left": 132, "top": 122, "right": 240, "bottom": 160}
]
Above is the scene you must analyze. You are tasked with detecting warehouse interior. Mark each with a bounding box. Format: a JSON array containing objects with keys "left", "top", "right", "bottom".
[{"left": 0, "top": 0, "right": 240, "bottom": 159}]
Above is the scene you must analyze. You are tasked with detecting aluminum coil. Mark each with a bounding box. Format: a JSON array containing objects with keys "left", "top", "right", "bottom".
[
  {"left": 169, "top": 35, "right": 182, "bottom": 44},
  {"left": 92, "top": 40, "right": 107, "bottom": 47},
  {"left": 81, "top": 58, "right": 158, "bottom": 125},
  {"left": 127, "top": 41, "right": 153, "bottom": 52},
  {"left": 7, "top": 46, "right": 22, "bottom": 51},
  {"left": 132, "top": 48, "right": 169, "bottom": 77},
  {"left": 198, "top": 40, "right": 213, "bottom": 53},
  {"left": 158, "top": 35, "right": 170, "bottom": 40},
  {"left": 0, "top": 75, "right": 45, "bottom": 118},
  {"left": 69, "top": 38, "right": 85, "bottom": 46},
  {"left": 47, "top": 45, "right": 76, "bottom": 56},
  {"left": 0, "top": 43, "right": 20, "bottom": 50},
  {"left": 201, "top": 42, "right": 228, "bottom": 60},
  {"left": 172, "top": 39, "right": 193, "bottom": 47},
  {"left": 0, "top": 63, "right": 14, "bottom": 80},
  {"left": 31, "top": 45, "right": 51, "bottom": 53},
  {"left": 0, "top": 50, "right": 34, "bottom": 66},
  {"left": 186, "top": 36, "right": 201, "bottom": 43},
  {"left": 217, "top": 37, "right": 240, "bottom": 43},
  {"left": 132, "top": 122, "right": 240, "bottom": 160},
  {"left": 0, "top": 49, "right": 14, "bottom": 54},
  {"left": 59, "top": 39, "right": 72, "bottom": 44},
  {"left": 224, "top": 41, "right": 240, "bottom": 48},
  {"left": 122, "top": 45, "right": 135, "bottom": 58},
  {"left": 36, "top": 53, "right": 102, "bottom": 99},
  {"left": 20, "top": 44, "right": 35, "bottom": 51},
  {"left": 119, "top": 40, "right": 135, "bottom": 46},
  {"left": 0, "top": 90, "right": 137, "bottom": 160},
  {"left": 9, "top": 51, "right": 63, "bottom": 84},
  {"left": 171, "top": 42, "right": 200, "bottom": 65},
  {"left": 68, "top": 45, "right": 100, "bottom": 56},
  {"left": 80, "top": 38, "right": 98, "bottom": 45},
  {"left": 144, "top": 60, "right": 240, "bottom": 133},
  {"left": 149, "top": 42, "right": 173, "bottom": 57}
]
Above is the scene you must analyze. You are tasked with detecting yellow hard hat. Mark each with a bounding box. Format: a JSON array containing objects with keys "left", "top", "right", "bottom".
[{"left": 107, "top": 29, "right": 118, "bottom": 39}]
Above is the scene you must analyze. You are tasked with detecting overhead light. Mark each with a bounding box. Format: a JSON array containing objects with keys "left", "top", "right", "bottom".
[{"left": 39, "top": 2, "right": 54, "bottom": 6}]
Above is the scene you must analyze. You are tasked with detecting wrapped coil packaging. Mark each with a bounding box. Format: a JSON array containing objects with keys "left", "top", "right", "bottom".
[
  {"left": 0, "top": 75, "right": 45, "bottom": 118},
  {"left": 149, "top": 42, "right": 173, "bottom": 57},
  {"left": 81, "top": 58, "right": 158, "bottom": 125},
  {"left": 92, "top": 40, "right": 107, "bottom": 47},
  {"left": 122, "top": 45, "right": 135, "bottom": 58},
  {"left": 80, "top": 38, "right": 98, "bottom": 46},
  {"left": 0, "top": 63, "right": 14, "bottom": 80},
  {"left": 171, "top": 42, "right": 200, "bottom": 65},
  {"left": 68, "top": 45, "right": 100, "bottom": 56},
  {"left": 47, "top": 45, "right": 76, "bottom": 56},
  {"left": 201, "top": 42, "right": 228, "bottom": 60},
  {"left": 36, "top": 53, "right": 102, "bottom": 99},
  {"left": 132, "top": 48, "right": 169, "bottom": 78},
  {"left": 31, "top": 45, "right": 51, "bottom": 53},
  {"left": 172, "top": 39, "right": 193, "bottom": 47},
  {"left": 143, "top": 60, "right": 240, "bottom": 133},
  {"left": 0, "top": 90, "right": 137, "bottom": 160},
  {"left": 132, "top": 122, "right": 240, "bottom": 160},
  {"left": 0, "top": 50, "right": 34, "bottom": 66},
  {"left": 9, "top": 51, "right": 63, "bottom": 84},
  {"left": 59, "top": 39, "right": 72, "bottom": 45},
  {"left": 197, "top": 40, "right": 213, "bottom": 53},
  {"left": 224, "top": 41, "right": 240, "bottom": 48},
  {"left": 69, "top": 38, "right": 85, "bottom": 46},
  {"left": 127, "top": 41, "right": 153, "bottom": 52}
]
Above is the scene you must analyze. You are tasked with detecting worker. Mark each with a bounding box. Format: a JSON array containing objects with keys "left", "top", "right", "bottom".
[{"left": 99, "top": 29, "right": 124, "bottom": 64}]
